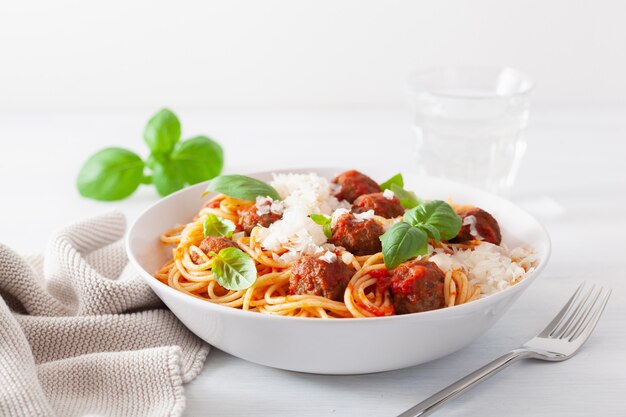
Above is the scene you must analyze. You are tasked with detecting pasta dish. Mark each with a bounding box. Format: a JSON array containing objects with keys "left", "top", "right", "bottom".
[{"left": 155, "top": 170, "right": 536, "bottom": 318}]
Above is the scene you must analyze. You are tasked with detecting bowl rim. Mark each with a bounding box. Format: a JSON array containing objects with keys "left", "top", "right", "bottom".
[{"left": 125, "top": 167, "right": 551, "bottom": 324}]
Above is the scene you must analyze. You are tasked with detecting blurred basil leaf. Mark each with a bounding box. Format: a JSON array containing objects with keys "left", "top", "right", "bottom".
[
  {"left": 76, "top": 147, "right": 144, "bottom": 201},
  {"left": 152, "top": 159, "right": 185, "bottom": 196},
  {"left": 144, "top": 108, "right": 181, "bottom": 155},
  {"left": 390, "top": 183, "right": 422, "bottom": 209},
  {"left": 380, "top": 173, "right": 404, "bottom": 191},
  {"left": 171, "top": 136, "right": 224, "bottom": 184}
]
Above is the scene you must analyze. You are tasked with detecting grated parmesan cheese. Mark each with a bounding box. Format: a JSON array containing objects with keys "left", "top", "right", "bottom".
[
  {"left": 259, "top": 173, "right": 350, "bottom": 262},
  {"left": 428, "top": 242, "right": 535, "bottom": 297},
  {"left": 320, "top": 251, "right": 337, "bottom": 263},
  {"left": 353, "top": 210, "right": 375, "bottom": 222},
  {"left": 463, "top": 215, "right": 483, "bottom": 241},
  {"left": 382, "top": 189, "right": 395, "bottom": 200},
  {"left": 330, "top": 208, "right": 350, "bottom": 227},
  {"left": 256, "top": 196, "right": 285, "bottom": 216},
  {"left": 341, "top": 252, "right": 355, "bottom": 265}
]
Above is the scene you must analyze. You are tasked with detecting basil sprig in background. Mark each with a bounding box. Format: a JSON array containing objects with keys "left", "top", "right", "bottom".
[
  {"left": 77, "top": 108, "right": 223, "bottom": 201},
  {"left": 380, "top": 199, "right": 462, "bottom": 269}
]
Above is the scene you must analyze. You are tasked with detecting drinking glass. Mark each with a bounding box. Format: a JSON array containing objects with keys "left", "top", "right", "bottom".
[{"left": 408, "top": 66, "right": 533, "bottom": 195}]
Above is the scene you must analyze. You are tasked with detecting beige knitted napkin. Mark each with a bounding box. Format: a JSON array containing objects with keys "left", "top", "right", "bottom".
[{"left": 0, "top": 211, "right": 210, "bottom": 417}]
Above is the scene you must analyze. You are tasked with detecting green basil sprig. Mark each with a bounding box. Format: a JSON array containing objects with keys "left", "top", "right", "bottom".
[
  {"left": 379, "top": 200, "right": 461, "bottom": 269},
  {"left": 204, "top": 214, "right": 236, "bottom": 238},
  {"left": 404, "top": 200, "right": 462, "bottom": 241},
  {"left": 310, "top": 214, "right": 332, "bottom": 238},
  {"left": 379, "top": 173, "right": 422, "bottom": 209},
  {"left": 210, "top": 247, "right": 257, "bottom": 290},
  {"left": 77, "top": 108, "right": 223, "bottom": 201},
  {"left": 203, "top": 175, "right": 280, "bottom": 201}
]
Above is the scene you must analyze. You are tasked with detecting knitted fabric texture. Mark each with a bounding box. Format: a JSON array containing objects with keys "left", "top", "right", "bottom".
[{"left": 0, "top": 211, "right": 210, "bottom": 417}]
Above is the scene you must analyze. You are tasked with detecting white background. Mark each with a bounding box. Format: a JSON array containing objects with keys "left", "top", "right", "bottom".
[
  {"left": 1, "top": 2, "right": 625, "bottom": 416},
  {"left": 1, "top": 0, "right": 625, "bottom": 110}
]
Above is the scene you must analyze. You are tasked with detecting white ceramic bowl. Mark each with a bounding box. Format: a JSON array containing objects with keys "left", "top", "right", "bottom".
[{"left": 126, "top": 168, "right": 550, "bottom": 375}]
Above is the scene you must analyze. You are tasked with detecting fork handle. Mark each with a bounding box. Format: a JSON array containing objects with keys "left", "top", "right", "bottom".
[{"left": 397, "top": 348, "right": 533, "bottom": 417}]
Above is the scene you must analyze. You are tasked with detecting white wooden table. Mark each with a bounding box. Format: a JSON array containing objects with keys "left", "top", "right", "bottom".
[{"left": 1, "top": 106, "right": 625, "bottom": 416}]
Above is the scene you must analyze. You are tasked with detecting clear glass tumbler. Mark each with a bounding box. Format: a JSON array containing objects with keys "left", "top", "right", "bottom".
[{"left": 408, "top": 66, "right": 533, "bottom": 195}]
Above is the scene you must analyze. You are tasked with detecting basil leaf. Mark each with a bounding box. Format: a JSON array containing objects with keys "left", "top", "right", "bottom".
[
  {"left": 323, "top": 223, "right": 331, "bottom": 239},
  {"left": 76, "top": 147, "right": 144, "bottom": 201},
  {"left": 145, "top": 153, "right": 165, "bottom": 170},
  {"left": 380, "top": 222, "right": 428, "bottom": 269},
  {"left": 144, "top": 108, "right": 181, "bottom": 155},
  {"left": 310, "top": 214, "right": 332, "bottom": 238},
  {"left": 210, "top": 247, "right": 257, "bottom": 290},
  {"left": 390, "top": 183, "right": 422, "bottom": 209},
  {"left": 204, "top": 214, "right": 236, "bottom": 238},
  {"left": 380, "top": 173, "right": 404, "bottom": 191},
  {"left": 171, "top": 136, "right": 224, "bottom": 185},
  {"left": 416, "top": 223, "right": 441, "bottom": 242},
  {"left": 204, "top": 175, "right": 280, "bottom": 201},
  {"left": 404, "top": 200, "right": 462, "bottom": 241},
  {"left": 152, "top": 159, "right": 185, "bottom": 196}
]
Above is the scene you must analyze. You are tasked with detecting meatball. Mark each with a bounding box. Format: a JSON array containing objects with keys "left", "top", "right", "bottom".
[
  {"left": 450, "top": 207, "right": 501, "bottom": 245},
  {"left": 239, "top": 201, "right": 282, "bottom": 235},
  {"left": 353, "top": 192, "right": 405, "bottom": 218},
  {"left": 191, "top": 236, "right": 238, "bottom": 263},
  {"left": 289, "top": 254, "right": 353, "bottom": 301},
  {"left": 390, "top": 260, "right": 445, "bottom": 314},
  {"left": 330, "top": 213, "right": 383, "bottom": 256},
  {"left": 333, "top": 170, "right": 380, "bottom": 203}
]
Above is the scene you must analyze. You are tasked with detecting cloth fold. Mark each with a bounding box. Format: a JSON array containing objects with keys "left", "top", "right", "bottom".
[{"left": 0, "top": 211, "right": 210, "bottom": 417}]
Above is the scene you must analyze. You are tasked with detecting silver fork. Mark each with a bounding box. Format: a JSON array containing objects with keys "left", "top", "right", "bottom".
[{"left": 397, "top": 282, "right": 612, "bottom": 417}]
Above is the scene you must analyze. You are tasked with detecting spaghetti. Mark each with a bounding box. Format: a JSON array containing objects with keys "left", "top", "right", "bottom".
[{"left": 155, "top": 171, "right": 535, "bottom": 318}]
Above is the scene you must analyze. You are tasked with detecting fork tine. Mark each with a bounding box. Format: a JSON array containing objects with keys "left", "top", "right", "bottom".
[
  {"left": 537, "top": 282, "right": 586, "bottom": 337},
  {"left": 560, "top": 286, "right": 603, "bottom": 340},
  {"left": 549, "top": 283, "right": 596, "bottom": 338},
  {"left": 570, "top": 288, "right": 611, "bottom": 342}
]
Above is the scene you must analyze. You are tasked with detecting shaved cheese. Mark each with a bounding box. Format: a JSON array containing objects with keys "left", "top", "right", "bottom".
[
  {"left": 270, "top": 202, "right": 284, "bottom": 215},
  {"left": 256, "top": 196, "right": 272, "bottom": 205},
  {"left": 259, "top": 173, "right": 350, "bottom": 261},
  {"left": 330, "top": 208, "right": 350, "bottom": 227},
  {"left": 271, "top": 251, "right": 300, "bottom": 265},
  {"left": 255, "top": 196, "right": 284, "bottom": 216},
  {"left": 463, "top": 215, "right": 484, "bottom": 241},
  {"left": 320, "top": 251, "right": 337, "bottom": 263},
  {"left": 256, "top": 204, "right": 270, "bottom": 216},
  {"left": 383, "top": 189, "right": 395, "bottom": 200},
  {"left": 429, "top": 242, "right": 535, "bottom": 297},
  {"left": 341, "top": 252, "right": 355, "bottom": 265},
  {"left": 353, "top": 210, "right": 375, "bottom": 222},
  {"left": 322, "top": 243, "right": 338, "bottom": 252}
]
